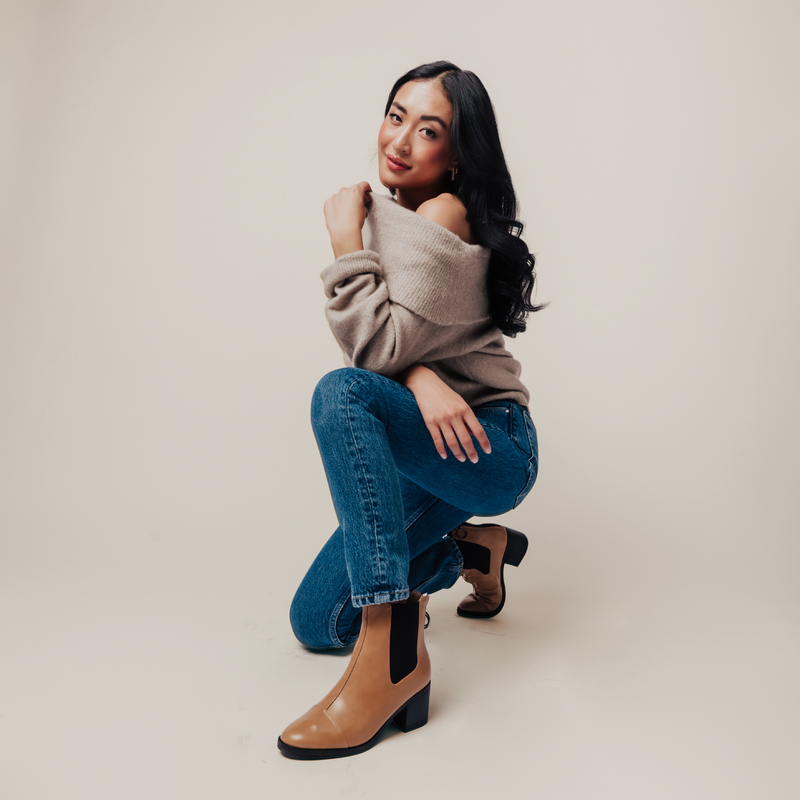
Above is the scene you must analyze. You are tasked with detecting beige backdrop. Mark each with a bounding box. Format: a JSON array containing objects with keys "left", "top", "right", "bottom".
[{"left": 2, "top": 1, "right": 799, "bottom": 798}]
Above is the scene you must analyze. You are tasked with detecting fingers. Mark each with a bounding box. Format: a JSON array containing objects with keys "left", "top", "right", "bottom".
[
  {"left": 439, "top": 424, "right": 467, "bottom": 462},
  {"left": 413, "top": 384, "right": 492, "bottom": 464},
  {"left": 426, "top": 424, "right": 448, "bottom": 460},
  {"left": 465, "top": 410, "right": 492, "bottom": 455},
  {"left": 324, "top": 183, "right": 371, "bottom": 235},
  {"left": 327, "top": 182, "right": 371, "bottom": 204},
  {"left": 341, "top": 182, "right": 371, "bottom": 202},
  {"left": 452, "top": 419, "right": 480, "bottom": 463},
  {"left": 422, "top": 410, "right": 492, "bottom": 464}
]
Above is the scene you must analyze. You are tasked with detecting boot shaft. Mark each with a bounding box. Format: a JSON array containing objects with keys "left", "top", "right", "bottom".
[{"left": 319, "top": 592, "right": 430, "bottom": 709}]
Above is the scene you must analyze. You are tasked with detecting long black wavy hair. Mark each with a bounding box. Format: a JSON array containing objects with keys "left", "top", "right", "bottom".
[{"left": 383, "top": 61, "right": 546, "bottom": 336}]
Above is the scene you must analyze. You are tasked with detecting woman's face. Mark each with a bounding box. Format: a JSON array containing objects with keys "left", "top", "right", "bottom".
[{"left": 377, "top": 79, "right": 456, "bottom": 201}]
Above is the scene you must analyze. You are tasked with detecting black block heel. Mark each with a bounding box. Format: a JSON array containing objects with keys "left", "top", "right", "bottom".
[
  {"left": 503, "top": 527, "right": 529, "bottom": 567},
  {"left": 393, "top": 682, "right": 430, "bottom": 732}
]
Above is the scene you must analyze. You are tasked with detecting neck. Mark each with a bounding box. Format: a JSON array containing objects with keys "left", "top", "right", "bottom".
[{"left": 393, "top": 178, "right": 451, "bottom": 212}]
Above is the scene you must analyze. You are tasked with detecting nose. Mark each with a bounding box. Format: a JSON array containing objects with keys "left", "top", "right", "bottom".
[{"left": 393, "top": 124, "right": 411, "bottom": 154}]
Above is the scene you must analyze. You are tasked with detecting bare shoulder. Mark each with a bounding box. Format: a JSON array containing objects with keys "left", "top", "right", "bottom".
[{"left": 415, "top": 193, "right": 474, "bottom": 245}]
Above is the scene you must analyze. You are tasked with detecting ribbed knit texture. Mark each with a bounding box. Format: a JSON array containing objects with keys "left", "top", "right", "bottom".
[{"left": 321, "top": 192, "right": 530, "bottom": 408}]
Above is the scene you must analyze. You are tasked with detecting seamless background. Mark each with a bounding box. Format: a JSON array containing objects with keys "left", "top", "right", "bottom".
[{"left": 1, "top": 1, "right": 799, "bottom": 798}]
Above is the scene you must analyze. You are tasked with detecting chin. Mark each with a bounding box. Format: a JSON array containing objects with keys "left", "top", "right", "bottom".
[{"left": 378, "top": 170, "right": 401, "bottom": 192}]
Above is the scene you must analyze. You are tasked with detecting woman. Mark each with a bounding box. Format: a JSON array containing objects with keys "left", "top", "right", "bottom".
[{"left": 278, "top": 61, "right": 544, "bottom": 760}]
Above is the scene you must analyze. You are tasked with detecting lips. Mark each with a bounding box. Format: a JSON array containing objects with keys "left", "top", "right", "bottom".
[{"left": 386, "top": 154, "right": 411, "bottom": 170}]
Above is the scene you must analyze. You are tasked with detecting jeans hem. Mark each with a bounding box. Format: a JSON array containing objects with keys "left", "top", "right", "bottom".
[{"left": 351, "top": 588, "right": 410, "bottom": 608}]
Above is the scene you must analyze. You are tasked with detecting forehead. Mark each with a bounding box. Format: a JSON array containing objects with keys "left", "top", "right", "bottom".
[{"left": 393, "top": 80, "right": 453, "bottom": 125}]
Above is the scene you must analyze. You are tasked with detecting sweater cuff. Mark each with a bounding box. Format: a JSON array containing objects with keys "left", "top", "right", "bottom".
[{"left": 321, "top": 250, "right": 382, "bottom": 298}]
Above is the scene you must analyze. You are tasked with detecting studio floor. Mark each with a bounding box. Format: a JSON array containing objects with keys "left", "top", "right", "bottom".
[{"left": 2, "top": 520, "right": 797, "bottom": 800}]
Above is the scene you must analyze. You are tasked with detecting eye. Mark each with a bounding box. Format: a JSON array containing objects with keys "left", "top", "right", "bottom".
[
  {"left": 421, "top": 128, "right": 437, "bottom": 139},
  {"left": 389, "top": 113, "right": 402, "bottom": 122}
]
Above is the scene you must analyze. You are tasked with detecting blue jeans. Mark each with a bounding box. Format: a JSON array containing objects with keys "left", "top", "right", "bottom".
[{"left": 289, "top": 368, "right": 538, "bottom": 649}]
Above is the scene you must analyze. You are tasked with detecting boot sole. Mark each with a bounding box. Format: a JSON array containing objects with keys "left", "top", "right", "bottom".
[
  {"left": 456, "top": 527, "right": 528, "bottom": 619},
  {"left": 276, "top": 681, "right": 431, "bottom": 760}
]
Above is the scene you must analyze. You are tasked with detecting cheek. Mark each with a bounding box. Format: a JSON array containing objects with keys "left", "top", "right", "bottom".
[
  {"left": 417, "top": 142, "right": 449, "bottom": 170},
  {"left": 377, "top": 120, "right": 393, "bottom": 150}
]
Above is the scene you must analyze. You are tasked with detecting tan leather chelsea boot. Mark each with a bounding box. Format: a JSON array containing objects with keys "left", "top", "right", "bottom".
[
  {"left": 278, "top": 592, "right": 431, "bottom": 760},
  {"left": 449, "top": 523, "right": 528, "bottom": 618}
]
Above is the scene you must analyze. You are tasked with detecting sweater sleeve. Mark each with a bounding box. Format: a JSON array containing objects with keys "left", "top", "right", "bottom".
[{"left": 321, "top": 250, "right": 443, "bottom": 377}]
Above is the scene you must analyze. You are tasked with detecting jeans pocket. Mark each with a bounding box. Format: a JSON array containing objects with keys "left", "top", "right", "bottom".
[{"left": 474, "top": 403, "right": 512, "bottom": 437}]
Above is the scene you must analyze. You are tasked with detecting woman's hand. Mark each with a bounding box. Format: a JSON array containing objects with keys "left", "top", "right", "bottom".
[
  {"left": 398, "top": 364, "right": 491, "bottom": 464},
  {"left": 324, "top": 182, "right": 372, "bottom": 259}
]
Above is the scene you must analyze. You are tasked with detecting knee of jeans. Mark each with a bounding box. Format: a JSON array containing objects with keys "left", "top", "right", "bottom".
[
  {"left": 311, "top": 367, "right": 388, "bottom": 433},
  {"left": 311, "top": 368, "right": 358, "bottom": 423},
  {"left": 289, "top": 589, "right": 338, "bottom": 650},
  {"left": 289, "top": 576, "right": 362, "bottom": 650}
]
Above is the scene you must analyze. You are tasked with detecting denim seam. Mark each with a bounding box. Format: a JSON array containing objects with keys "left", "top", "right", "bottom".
[
  {"left": 344, "top": 373, "right": 386, "bottom": 593},
  {"left": 442, "top": 532, "right": 465, "bottom": 571},
  {"left": 507, "top": 402, "right": 517, "bottom": 445},
  {"left": 404, "top": 493, "right": 440, "bottom": 528},
  {"left": 476, "top": 420, "right": 510, "bottom": 436},
  {"left": 513, "top": 411, "right": 538, "bottom": 509}
]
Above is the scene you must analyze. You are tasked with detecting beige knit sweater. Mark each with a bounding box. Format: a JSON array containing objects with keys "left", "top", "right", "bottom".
[{"left": 321, "top": 192, "right": 530, "bottom": 408}]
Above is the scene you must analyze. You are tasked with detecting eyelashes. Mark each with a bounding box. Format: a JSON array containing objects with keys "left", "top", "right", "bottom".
[{"left": 387, "top": 113, "right": 437, "bottom": 139}]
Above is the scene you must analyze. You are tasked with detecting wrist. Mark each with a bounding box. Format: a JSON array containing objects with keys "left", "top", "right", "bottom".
[
  {"left": 330, "top": 229, "right": 364, "bottom": 259},
  {"left": 398, "top": 364, "right": 433, "bottom": 390}
]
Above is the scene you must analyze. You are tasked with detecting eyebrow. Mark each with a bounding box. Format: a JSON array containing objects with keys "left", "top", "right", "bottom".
[{"left": 391, "top": 102, "right": 448, "bottom": 129}]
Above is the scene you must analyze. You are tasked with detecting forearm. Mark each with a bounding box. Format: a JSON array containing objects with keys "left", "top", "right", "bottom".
[
  {"left": 323, "top": 250, "right": 441, "bottom": 376},
  {"left": 327, "top": 294, "right": 438, "bottom": 377},
  {"left": 396, "top": 363, "right": 438, "bottom": 390}
]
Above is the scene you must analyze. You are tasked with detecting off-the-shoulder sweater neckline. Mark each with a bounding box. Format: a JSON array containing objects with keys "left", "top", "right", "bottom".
[{"left": 369, "top": 192, "right": 487, "bottom": 253}]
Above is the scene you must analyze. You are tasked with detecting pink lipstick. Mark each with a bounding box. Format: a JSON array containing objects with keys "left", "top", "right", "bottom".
[{"left": 386, "top": 154, "right": 411, "bottom": 171}]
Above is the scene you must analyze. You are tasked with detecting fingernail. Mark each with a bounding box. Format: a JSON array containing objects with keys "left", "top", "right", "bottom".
[{"left": 470, "top": 456, "right": 478, "bottom": 463}]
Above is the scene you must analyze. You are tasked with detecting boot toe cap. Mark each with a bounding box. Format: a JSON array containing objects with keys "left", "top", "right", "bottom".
[
  {"left": 280, "top": 704, "right": 349, "bottom": 750},
  {"left": 457, "top": 593, "right": 497, "bottom": 615}
]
